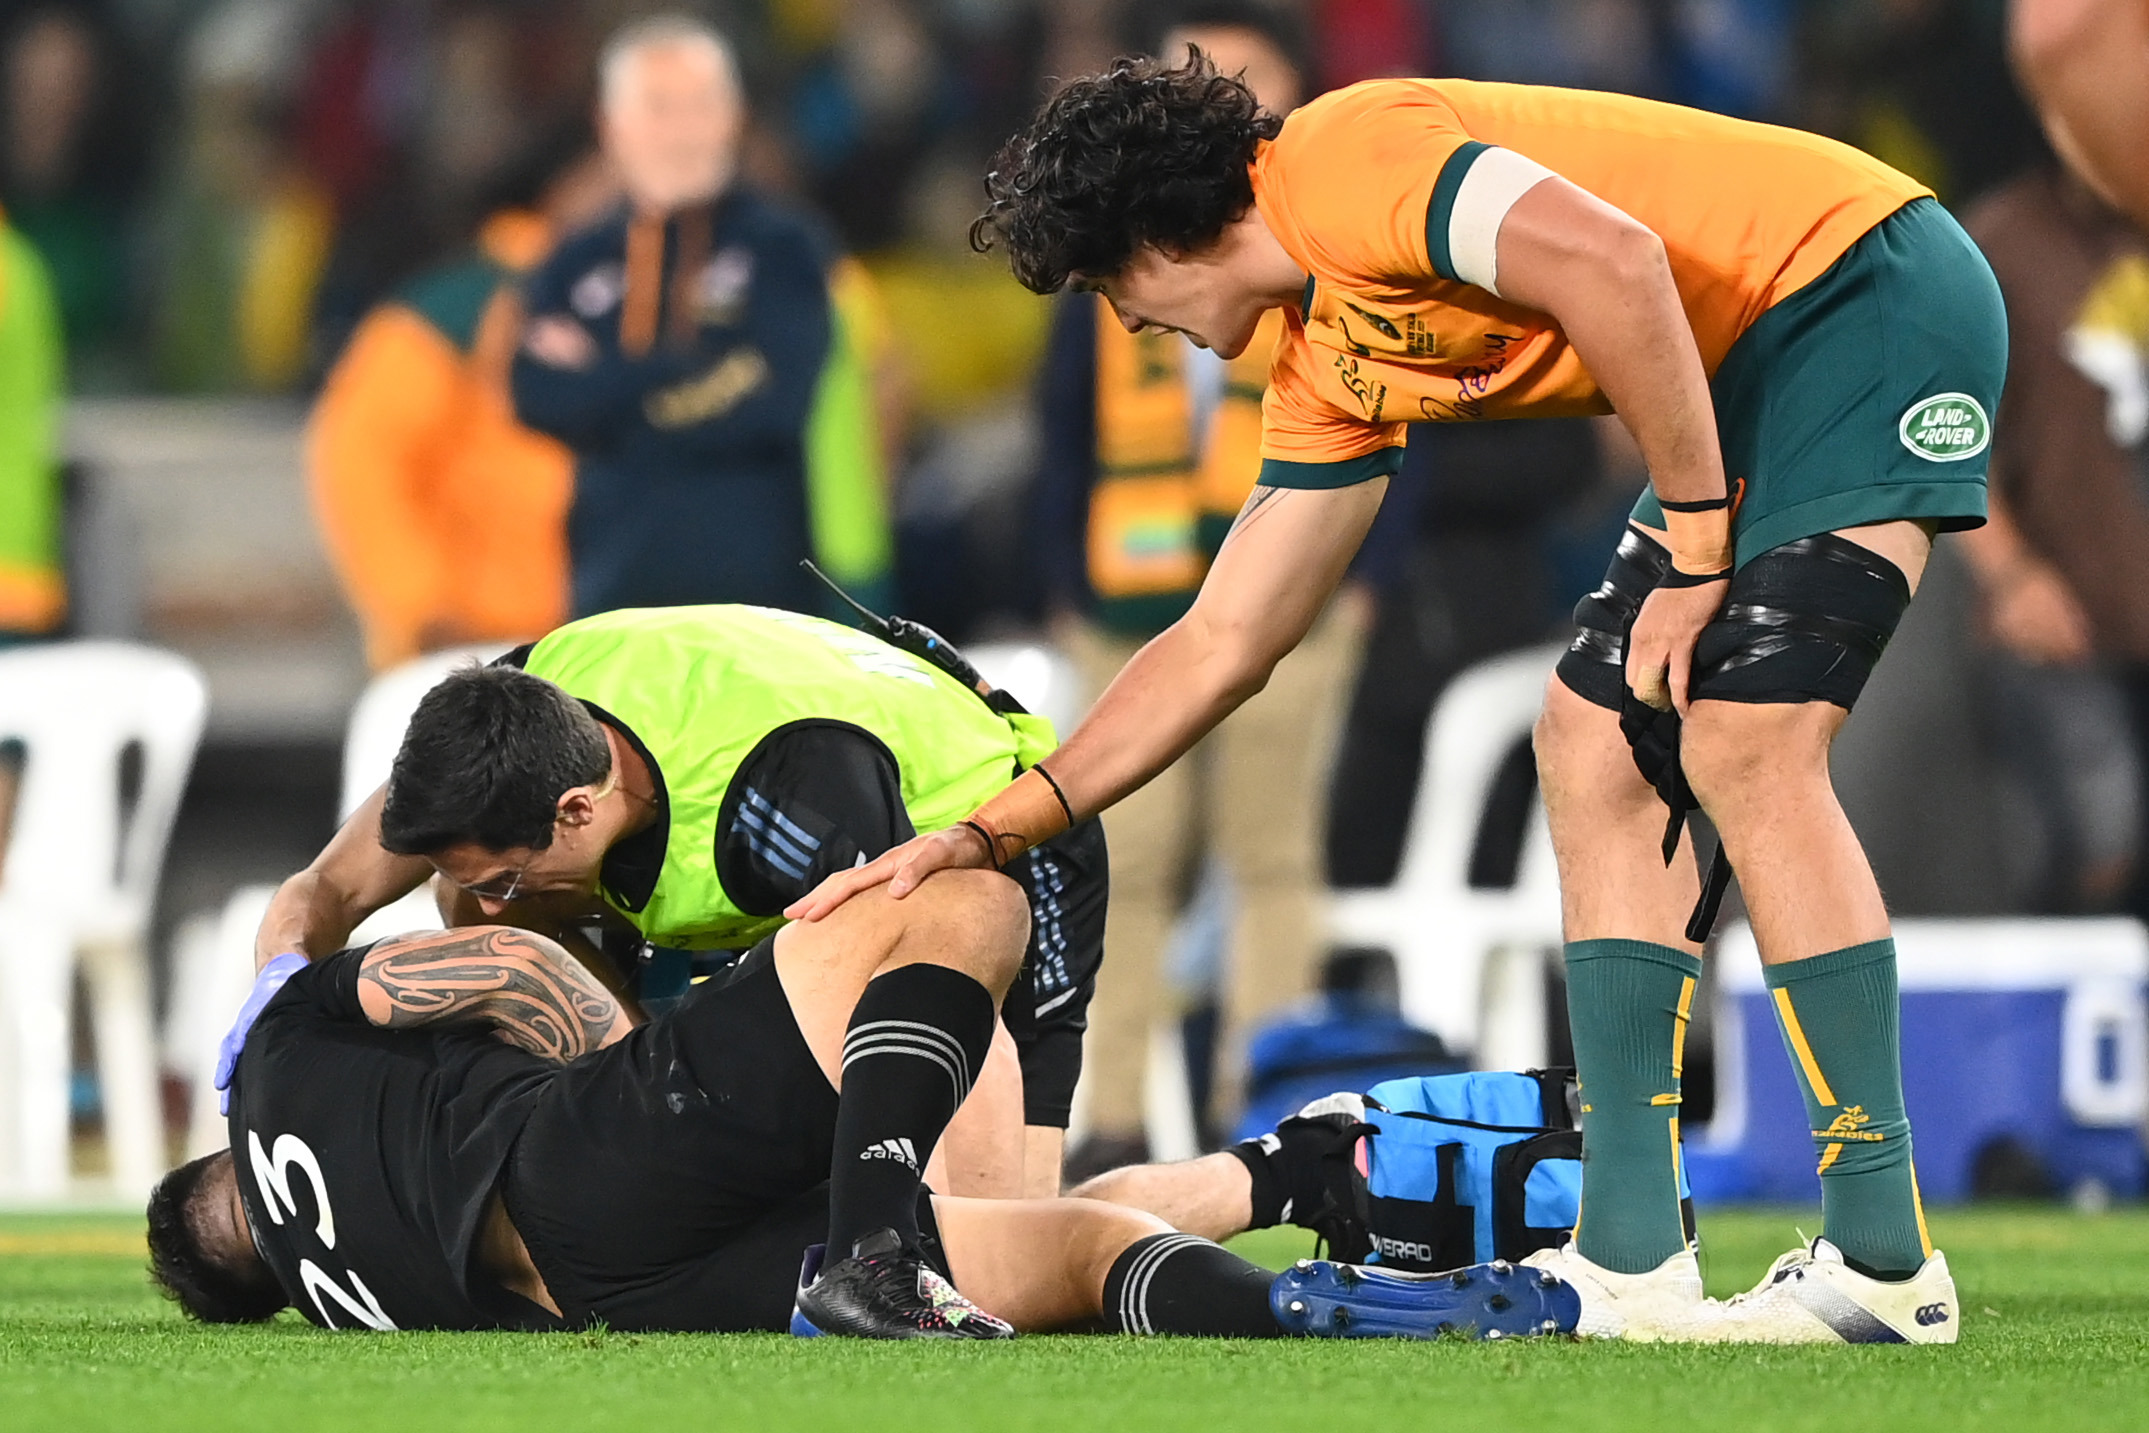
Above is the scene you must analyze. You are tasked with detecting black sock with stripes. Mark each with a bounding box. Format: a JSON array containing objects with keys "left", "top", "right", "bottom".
[
  {"left": 826, "top": 964, "right": 997, "bottom": 1258},
  {"left": 1102, "top": 1234, "right": 1286, "bottom": 1337}
]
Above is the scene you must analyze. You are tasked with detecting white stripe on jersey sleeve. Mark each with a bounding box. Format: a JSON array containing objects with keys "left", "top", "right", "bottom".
[{"left": 1447, "top": 147, "right": 1558, "bottom": 298}]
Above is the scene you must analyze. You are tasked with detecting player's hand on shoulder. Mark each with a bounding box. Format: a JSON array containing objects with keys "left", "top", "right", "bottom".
[{"left": 783, "top": 827, "right": 993, "bottom": 922}]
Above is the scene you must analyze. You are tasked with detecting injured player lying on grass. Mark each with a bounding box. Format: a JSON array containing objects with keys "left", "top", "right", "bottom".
[{"left": 146, "top": 873, "right": 1575, "bottom": 1341}]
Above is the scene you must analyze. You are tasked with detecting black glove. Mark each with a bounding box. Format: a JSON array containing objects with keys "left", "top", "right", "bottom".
[
  {"left": 1617, "top": 685, "right": 1735, "bottom": 942},
  {"left": 1618, "top": 688, "right": 1696, "bottom": 865}
]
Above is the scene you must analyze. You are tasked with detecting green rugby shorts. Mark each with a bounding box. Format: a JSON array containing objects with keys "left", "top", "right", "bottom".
[{"left": 1630, "top": 196, "right": 2006, "bottom": 564}]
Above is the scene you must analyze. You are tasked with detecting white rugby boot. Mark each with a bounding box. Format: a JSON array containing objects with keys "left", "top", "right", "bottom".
[
  {"left": 1686, "top": 1238, "right": 1957, "bottom": 1345},
  {"left": 1517, "top": 1240, "right": 1705, "bottom": 1340}
]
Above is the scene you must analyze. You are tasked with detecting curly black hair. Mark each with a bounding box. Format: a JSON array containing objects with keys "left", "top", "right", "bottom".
[{"left": 970, "top": 49, "right": 1284, "bottom": 294}]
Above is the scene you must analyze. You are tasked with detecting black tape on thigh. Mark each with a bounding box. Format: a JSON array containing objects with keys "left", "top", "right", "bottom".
[
  {"left": 1690, "top": 534, "right": 1913, "bottom": 708},
  {"left": 1555, "top": 525, "right": 1673, "bottom": 712}
]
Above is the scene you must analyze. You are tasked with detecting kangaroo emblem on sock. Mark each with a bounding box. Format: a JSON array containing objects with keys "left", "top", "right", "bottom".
[{"left": 1815, "top": 1105, "right": 1884, "bottom": 1142}]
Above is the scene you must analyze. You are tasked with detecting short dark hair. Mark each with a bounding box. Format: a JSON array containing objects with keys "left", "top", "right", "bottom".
[
  {"left": 1139, "top": 0, "right": 1311, "bottom": 81},
  {"left": 146, "top": 1152, "right": 287, "bottom": 1324},
  {"left": 378, "top": 664, "right": 611, "bottom": 857},
  {"left": 970, "top": 49, "right": 1284, "bottom": 294}
]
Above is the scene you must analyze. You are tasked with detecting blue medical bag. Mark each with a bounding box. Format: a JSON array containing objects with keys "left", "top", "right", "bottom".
[{"left": 1352, "top": 1068, "right": 1594, "bottom": 1270}]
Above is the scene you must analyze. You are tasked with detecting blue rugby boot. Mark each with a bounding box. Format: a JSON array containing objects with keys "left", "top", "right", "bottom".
[
  {"left": 789, "top": 1244, "right": 828, "bottom": 1337},
  {"left": 792, "top": 1230, "right": 1016, "bottom": 1340},
  {"left": 1269, "top": 1257, "right": 1580, "bottom": 1340}
]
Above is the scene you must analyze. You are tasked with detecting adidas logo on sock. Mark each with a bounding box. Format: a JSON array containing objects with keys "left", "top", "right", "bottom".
[{"left": 860, "top": 1138, "right": 919, "bottom": 1171}]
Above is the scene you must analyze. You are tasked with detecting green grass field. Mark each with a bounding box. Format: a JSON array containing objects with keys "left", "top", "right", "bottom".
[{"left": 4, "top": 1205, "right": 2146, "bottom": 1432}]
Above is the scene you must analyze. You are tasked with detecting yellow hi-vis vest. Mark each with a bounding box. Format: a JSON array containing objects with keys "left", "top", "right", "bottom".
[
  {"left": 1085, "top": 302, "right": 1281, "bottom": 633},
  {"left": 523, "top": 604, "right": 1057, "bottom": 948}
]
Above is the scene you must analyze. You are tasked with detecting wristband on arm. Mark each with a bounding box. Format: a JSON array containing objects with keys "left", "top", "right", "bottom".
[
  {"left": 961, "top": 765, "right": 1075, "bottom": 869},
  {"left": 1658, "top": 495, "right": 1734, "bottom": 583}
]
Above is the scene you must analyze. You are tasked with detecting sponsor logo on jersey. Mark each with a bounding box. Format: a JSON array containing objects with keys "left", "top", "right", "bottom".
[
  {"left": 570, "top": 263, "right": 625, "bottom": 318},
  {"left": 1332, "top": 353, "right": 1389, "bottom": 421},
  {"left": 696, "top": 247, "right": 755, "bottom": 326},
  {"left": 644, "top": 347, "right": 770, "bottom": 429},
  {"left": 860, "top": 1137, "right": 919, "bottom": 1171},
  {"left": 1914, "top": 1302, "right": 1951, "bottom": 1326},
  {"left": 1898, "top": 393, "right": 1991, "bottom": 462}
]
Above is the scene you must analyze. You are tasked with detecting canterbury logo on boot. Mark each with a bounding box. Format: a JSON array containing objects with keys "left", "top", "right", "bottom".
[{"left": 860, "top": 1138, "right": 919, "bottom": 1170}]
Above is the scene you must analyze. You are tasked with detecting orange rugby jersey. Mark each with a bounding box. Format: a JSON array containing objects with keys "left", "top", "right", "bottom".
[{"left": 1249, "top": 79, "right": 1931, "bottom": 484}]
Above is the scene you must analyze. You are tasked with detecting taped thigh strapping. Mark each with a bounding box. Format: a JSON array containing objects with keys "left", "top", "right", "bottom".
[
  {"left": 1689, "top": 534, "right": 1912, "bottom": 708},
  {"left": 1554, "top": 527, "right": 1913, "bottom": 940}
]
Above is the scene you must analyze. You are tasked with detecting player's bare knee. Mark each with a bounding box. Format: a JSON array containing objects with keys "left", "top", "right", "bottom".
[
  {"left": 1532, "top": 681, "right": 1591, "bottom": 788},
  {"left": 1535, "top": 679, "right": 1650, "bottom": 814},
  {"left": 1681, "top": 701, "right": 1837, "bottom": 815},
  {"left": 1071, "top": 1199, "right": 1175, "bottom": 1295},
  {"left": 941, "top": 868, "right": 1029, "bottom": 961},
  {"left": 1069, "top": 1162, "right": 1144, "bottom": 1205},
  {"left": 893, "top": 868, "right": 1027, "bottom": 995}
]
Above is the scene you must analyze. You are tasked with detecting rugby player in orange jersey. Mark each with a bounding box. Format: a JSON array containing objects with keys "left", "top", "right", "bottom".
[{"left": 791, "top": 55, "right": 2005, "bottom": 1345}]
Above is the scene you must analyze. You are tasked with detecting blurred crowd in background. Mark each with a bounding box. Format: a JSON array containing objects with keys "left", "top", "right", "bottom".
[
  {"left": 0, "top": 0, "right": 2037, "bottom": 399},
  {"left": 0, "top": 0, "right": 2052, "bottom": 642},
  {"left": 6, "top": 0, "right": 2149, "bottom": 1167}
]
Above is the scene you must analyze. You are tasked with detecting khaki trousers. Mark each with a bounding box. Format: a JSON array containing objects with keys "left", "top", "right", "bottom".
[{"left": 1073, "top": 604, "right": 1361, "bottom": 1135}]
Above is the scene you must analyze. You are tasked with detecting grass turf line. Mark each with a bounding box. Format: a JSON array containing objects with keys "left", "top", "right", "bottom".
[{"left": 2, "top": 1206, "right": 2145, "bottom": 1432}]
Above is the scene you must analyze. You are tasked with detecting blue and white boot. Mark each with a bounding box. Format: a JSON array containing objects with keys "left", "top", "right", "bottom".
[
  {"left": 1269, "top": 1257, "right": 1581, "bottom": 1340},
  {"left": 1696, "top": 1238, "right": 1957, "bottom": 1345}
]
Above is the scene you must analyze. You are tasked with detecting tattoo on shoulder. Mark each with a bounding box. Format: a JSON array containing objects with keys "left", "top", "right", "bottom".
[
  {"left": 1225, "top": 485, "right": 1287, "bottom": 540},
  {"left": 359, "top": 927, "right": 624, "bottom": 1063}
]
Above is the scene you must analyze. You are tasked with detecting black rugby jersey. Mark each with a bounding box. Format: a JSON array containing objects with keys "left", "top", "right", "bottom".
[{"left": 225, "top": 949, "right": 565, "bottom": 1331}]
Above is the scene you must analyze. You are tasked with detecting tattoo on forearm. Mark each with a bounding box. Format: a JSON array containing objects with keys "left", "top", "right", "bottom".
[
  {"left": 358, "top": 927, "right": 628, "bottom": 1063},
  {"left": 1224, "top": 485, "right": 1286, "bottom": 543}
]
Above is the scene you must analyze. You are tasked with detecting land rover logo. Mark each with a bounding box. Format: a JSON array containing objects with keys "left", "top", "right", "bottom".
[{"left": 1898, "top": 393, "right": 1990, "bottom": 462}]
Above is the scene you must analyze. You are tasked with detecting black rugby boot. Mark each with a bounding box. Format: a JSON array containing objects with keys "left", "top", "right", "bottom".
[
  {"left": 791, "top": 1230, "right": 1016, "bottom": 1340},
  {"left": 1231, "top": 1092, "right": 1377, "bottom": 1260}
]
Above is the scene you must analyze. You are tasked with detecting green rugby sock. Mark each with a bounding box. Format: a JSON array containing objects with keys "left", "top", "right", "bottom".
[
  {"left": 1564, "top": 939, "right": 1702, "bottom": 1274},
  {"left": 1764, "top": 939, "right": 1931, "bottom": 1281}
]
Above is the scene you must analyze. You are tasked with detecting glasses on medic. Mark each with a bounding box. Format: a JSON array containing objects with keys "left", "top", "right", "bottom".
[
  {"left": 450, "top": 854, "right": 536, "bottom": 904},
  {"left": 450, "top": 769, "right": 617, "bottom": 902}
]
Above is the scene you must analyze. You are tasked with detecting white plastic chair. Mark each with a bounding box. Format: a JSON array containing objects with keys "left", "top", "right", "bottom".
[
  {"left": 1326, "top": 641, "right": 1569, "bottom": 1061},
  {"left": 171, "top": 644, "right": 506, "bottom": 1155},
  {"left": 167, "top": 887, "right": 272, "bottom": 1159},
  {"left": 0, "top": 641, "right": 208, "bottom": 1198}
]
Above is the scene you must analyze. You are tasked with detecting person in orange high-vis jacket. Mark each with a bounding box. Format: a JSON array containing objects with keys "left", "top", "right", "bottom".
[{"left": 309, "top": 142, "right": 613, "bottom": 670}]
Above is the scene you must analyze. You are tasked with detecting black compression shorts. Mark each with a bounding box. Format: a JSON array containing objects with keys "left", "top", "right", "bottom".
[
  {"left": 500, "top": 941, "right": 947, "bottom": 1332},
  {"left": 1003, "top": 819, "right": 1108, "bottom": 1128},
  {"left": 1556, "top": 525, "right": 1914, "bottom": 714}
]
